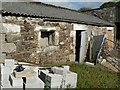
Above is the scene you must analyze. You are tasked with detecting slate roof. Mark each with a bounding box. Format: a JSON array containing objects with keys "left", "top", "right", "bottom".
[{"left": 1, "top": 2, "right": 113, "bottom": 26}]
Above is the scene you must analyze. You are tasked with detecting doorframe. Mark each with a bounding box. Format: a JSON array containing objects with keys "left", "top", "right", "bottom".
[{"left": 75, "top": 30, "right": 86, "bottom": 63}]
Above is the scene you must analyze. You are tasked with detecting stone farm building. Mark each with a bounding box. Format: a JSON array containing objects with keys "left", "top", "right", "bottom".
[
  {"left": 82, "top": 5, "right": 120, "bottom": 58},
  {"left": 0, "top": 2, "right": 115, "bottom": 65}
]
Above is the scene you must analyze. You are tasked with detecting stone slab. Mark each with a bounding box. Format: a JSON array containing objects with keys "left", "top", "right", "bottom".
[
  {"left": 2, "top": 23, "right": 20, "bottom": 33},
  {"left": 2, "top": 43, "right": 16, "bottom": 53},
  {"left": 13, "top": 69, "right": 37, "bottom": 78},
  {"left": 6, "top": 33, "right": 21, "bottom": 43}
]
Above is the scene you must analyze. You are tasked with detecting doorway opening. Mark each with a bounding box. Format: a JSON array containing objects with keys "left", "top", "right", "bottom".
[
  {"left": 75, "top": 30, "right": 83, "bottom": 62},
  {"left": 115, "top": 23, "right": 120, "bottom": 41}
]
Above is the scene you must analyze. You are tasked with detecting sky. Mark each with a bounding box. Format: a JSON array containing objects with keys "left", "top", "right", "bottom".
[
  {"left": 1, "top": 0, "right": 119, "bottom": 10},
  {"left": 32, "top": 0, "right": 115, "bottom": 10}
]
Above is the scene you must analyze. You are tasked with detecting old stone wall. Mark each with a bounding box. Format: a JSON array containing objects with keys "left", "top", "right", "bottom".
[{"left": 2, "top": 16, "right": 74, "bottom": 65}]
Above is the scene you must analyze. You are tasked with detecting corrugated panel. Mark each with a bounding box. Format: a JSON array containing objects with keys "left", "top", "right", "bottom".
[
  {"left": 1, "top": 2, "right": 113, "bottom": 26},
  {"left": 115, "top": 6, "right": 120, "bottom": 23},
  {"left": 92, "top": 35, "right": 104, "bottom": 60}
]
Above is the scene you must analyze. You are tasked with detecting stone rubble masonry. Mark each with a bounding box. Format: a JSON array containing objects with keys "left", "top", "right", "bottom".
[
  {"left": 2, "top": 43, "right": 16, "bottom": 53},
  {"left": 2, "top": 15, "right": 75, "bottom": 64}
]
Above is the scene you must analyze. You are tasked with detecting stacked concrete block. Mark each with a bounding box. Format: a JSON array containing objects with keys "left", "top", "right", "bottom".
[
  {"left": 63, "top": 72, "right": 77, "bottom": 88},
  {"left": 25, "top": 77, "right": 44, "bottom": 88},
  {"left": 1, "top": 78, "right": 12, "bottom": 88},
  {"left": 1, "top": 64, "right": 13, "bottom": 84},
  {"left": 52, "top": 66, "right": 77, "bottom": 88},
  {"left": 1, "top": 64, "right": 11, "bottom": 88},
  {"left": 1, "top": 65, "right": 13, "bottom": 75},
  {"left": 5, "top": 59, "right": 15, "bottom": 69},
  {"left": 38, "top": 70, "right": 49, "bottom": 83},
  {"left": 46, "top": 73, "right": 63, "bottom": 88},
  {"left": 39, "top": 70, "right": 62, "bottom": 88},
  {"left": 52, "top": 67, "right": 69, "bottom": 75},
  {"left": 0, "top": 34, "right": 6, "bottom": 63},
  {"left": 63, "top": 65, "right": 70, "bottom": 71},
  {"left": 9, "top": 74, "right": 23, "bottom": 87}
]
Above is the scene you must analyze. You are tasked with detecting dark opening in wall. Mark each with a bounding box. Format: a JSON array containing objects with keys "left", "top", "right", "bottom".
[
  {"left": 75, "top": 30, "right": 82, "bottom": 62},
  {"left": 115, "top": 23, "right": 120, "bottom": 41},
  {"left": 41, "top": 31, "right": 55, "bottom": 46}
]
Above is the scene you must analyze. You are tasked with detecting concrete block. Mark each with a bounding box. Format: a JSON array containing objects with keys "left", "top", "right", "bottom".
[
  {"left": 1, "top": 64, "right": 13, "bottom": 75},
  {"left": 1, "top": 74, "right": 10, "bottom": 84},
  {"left": 63, "top": 66, "right": 70, "bottom": 71},
  {"left": 63, "top": 72, "right": 77, "bottom": 88},
  {"left": 39, "top": 70, "right": 49, "bottom": 83},
  {"left": 46, "top": 73, "right": 63, "bottom": 88},
  {"left": 2, "top": 78, "right": 12, "bottom": 88},
  {"left": 2, "top": 43, "right": 16, "bottom": 53},
  {"left": 39, "top": 70, "right": 62, "bottom": 88},
  {"left": 9, "top": 74, "right": 23, "bottom": 87},
  {"left": 26, "top": 77, "right": 44, "bottom": 88},
  {"left": 5, "top": 59, "right": 15, "bottom": 69},
  {"left": 52, "top": 67, "right": 69, "bottom": 75}
]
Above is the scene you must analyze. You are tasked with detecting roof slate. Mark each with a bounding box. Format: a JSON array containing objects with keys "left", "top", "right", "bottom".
[{"left": 1, "top": 2, "right": 113, "bottom": 26}]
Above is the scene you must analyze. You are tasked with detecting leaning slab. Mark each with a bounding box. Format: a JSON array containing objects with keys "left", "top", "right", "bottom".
[{"left": 13, "top": 68, "right": 37, "bottom": 78}]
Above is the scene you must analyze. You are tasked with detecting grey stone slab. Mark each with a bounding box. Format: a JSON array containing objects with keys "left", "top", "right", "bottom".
[
  {"left": 6, "top": 33, "right": 21, "bottom": 43},
  {"left": 13, "top": 69, "right": 37, "bottom": 78},
  {"left": 1, "top": 23, "right": 20, "bottom": 33},
  {"left": 2, "top": 43, "right": 16, "bottom": 53}
]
